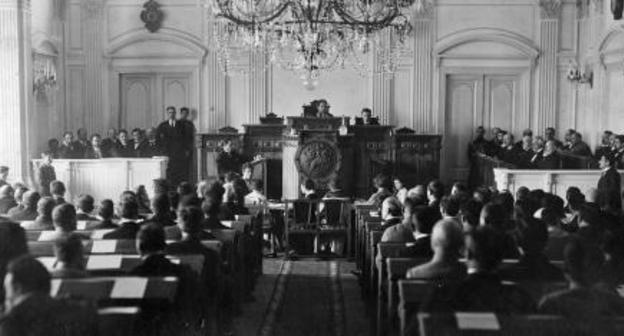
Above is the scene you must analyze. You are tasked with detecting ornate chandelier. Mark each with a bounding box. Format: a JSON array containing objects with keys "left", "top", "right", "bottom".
[{"left": 207, "top": 0, "right": 419, "bottom": 83}]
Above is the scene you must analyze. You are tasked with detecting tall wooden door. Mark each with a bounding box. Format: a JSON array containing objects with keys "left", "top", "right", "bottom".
[
  {"left": 120, "top": 73, "right": 191, "bottom": 129},
  {"left": 443, "top": 74, "right": 519, "bottom": 183}
]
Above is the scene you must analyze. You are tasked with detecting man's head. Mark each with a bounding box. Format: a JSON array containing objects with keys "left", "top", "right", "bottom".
[
  {"left": 48, "top": 139, "right": 59, "bottom": 151},
  {"left": 413, "top": 206, "right": 441, "bottom": 235},
  {"left": 614, "top": 135, "right": 624, "bottom": 150},
  {"left": 62, "top": 132, "right": 73, "bottom": 144},
  {"left": 361, "top": 108, "right": 372, "bottom": 120},
  {"left": 37, "top": 197, "right": 56, "bottom": 219},
  {"left": 431, "top": 218, "right": 464, "bottom": 258},
  {"left": 381, "top": 196, "right": 402, "bottom": 220},
  {"left": 4, "top": 256, "right": 51, "bottom": 309},
  {"left": 516, "top": 218, "right": 548, "bottom": 256},
  {"left": 532, "top": 136, "right": 544, "bottom": 152},
  {"left": 427, "top": 180, "right": 445, "bottom": 203},
  {"left": 451, "top": 182, "right": 467, "bottom": 197},
  {"left": 22, "top": 191, "right": 41, "bottom": 210},
  {"left": 602, "top": 130, "right": 614, "bottom": 146},
  {"left": 146, "top": 127, "right": 156, "bottom": 141},
  {"left": 177, "top": 182, "right": 194, "bottom": 197},
  {"left": 373, "top": 174, "right": 392, "bottom": 190},
  {"left": 77, "top": 194, "right": 95, "bottom": 214},
  {"left": 599, "top": 153, "right": 616, "bottom": 170},
  {"left": 118, "top": 129, "right": 128, "bottom": 144},
  {"left": 91, "top": 134, "right": 101, "bottom": 148},
  {"left": 53, "top": 233, "right": 85, "bottom": 270},
  {"left": 77, "top": 128, "right": 88, "bottom": 141},
  {"left": 131, "top": 128, "right": 142, "bottom": 143},
  {"left": 459, "top": 199, "right": 483, "bottom": 233},
  {"left": 177, "top": 206, "right": 204, "bottom": 236},
  {"left": 316, "top": 99, "right": 329, "bottom": 113},
  {"left": 14, "top": 186, "right": 27, "bottom": 204},
  {"left": 151, "top": 193, "right": 170, "bottom": 216},
  {"left": 166, "top": 106, "right": 176, "bottom": 120},
  {"left": 49, "top": 180, "right": 65, "bottom": 198},
  {"left": 152, "top": 178, "right": 170, "bottom": 196},
  {"left": 119, "top": 198, "right": 139, "bottom": 220},
  {"left": 544, "top": 140, "right": 556, "bottom": 155},
  {"left": 52, "top": 203, "right": 77, "bottom": 232},
  {"left": 545, "top": 127, "right": 556, "bottom": 139},
  {"left": 98, "top": 199, "right": 114, "bottom": 220},
  {"left": 562, "top": 239, "right": 604, "bottom": 286},
  {"left": 180, "top": 107, "right": 190, "bottom": 120},
  {"left": 502, "top": 133, "right": 514, "bottom": 146},
  {"left": 570, "top": 132, "right": 581, "bottom": 145},
  {"left": 465, "top": 226, "right": 505, "bottom": 272},
  {"left": 136, "top": 223, "right": 166, "bottom": 256},
  {"left": 564, "top": 129, "right": 576, "bottom": 141},
  {"left": 106, "top": 128, "right": 117, "bottom": 139},
  {"left": 439, "top": 196, "right": 460, "bottom": 218},
  {"left": 479, "top": 203, "right": 506, "bottom": 230},
  {"left": 242, "top": 164, "right": 252, "bottom": 180},
  {"left": 0, "top": 166, "right": 8, "bottom": 180},
  {"left": 475, "top": 126, "right": 485, "bottom": 138}
]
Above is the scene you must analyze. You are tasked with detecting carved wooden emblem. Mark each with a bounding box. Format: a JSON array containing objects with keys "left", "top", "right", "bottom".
[
  {"left": 295, "top": 139, "right": 341, "bottom": 183},
  {"left": 140, "top": 0, "right": 164, "bottom": 33}
]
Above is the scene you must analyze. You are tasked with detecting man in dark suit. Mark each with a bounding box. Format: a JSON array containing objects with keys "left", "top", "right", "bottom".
[
  {"left": 216, "top": 140, "right": 244, "bottom": 178},
  {"left": 37, "top": 152, "right": 56, "bottom": 196},
  {"left": 88, "top": 199, "right": 117, "bottom": 230},
  {"left": 354, "top": 108, "right": 380, "bottom": 125},
  {"left": 564, "top": 132, "right": 592, "bottom": 157},
  {"left": 144, "top": 127, "right": 162, "bottom": 157},
  {"left": 157, "top": 106, "right": 187, "bottom": 185},
  {"left": 597, "top": 153, "right": 622, "bottom": 211},
  {"left": 0, "top": 256, "right": 98, "bottom": 336},
  {"left": 58, "top": 132, "right": 81, "bottom": 159},
  {"left": 8, "top": 191, "right": 39, "bottom": 221},
  {"left": 130, "top": 128, "right": 148, "bottom": 157},
  {"left": 102, "top": 199, "right": 141, "bottom": 239},
  {"left": 84, "top": 134, "right": 106, "bottom": 159},
  {"left": 75, "top": 128, "right": 90, "bottom": 158},
  {"left": 179, "top": 107, "right": 196, "bottom": 181},
  {"left": 130, "top": 223, "right": 202, "bottom": 334},
  {"left": 544, "top": 127, "right": 563, "bottom": 149},
  {"left": 49, "top": 180, "right": 66, "bottom": 206},
  {"left": 100, "top": 128, "right": 117, "bottom": 157},
  {"left": 113, "top": 129, "right": 132, "bottom": 157},
  {"left": 535, "top": 140, "right": 560, "bottom": 169},
  {"left": 595, "top": 130, "right": 614, "bottom": 160},
  {"left": 75, "top": 194, "right": 96, "bottom": 221}
]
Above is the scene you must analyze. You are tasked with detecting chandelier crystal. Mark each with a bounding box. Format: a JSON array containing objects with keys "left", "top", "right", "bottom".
[{"left": 207, "top": 0, "right": 418, "bottom": 82}]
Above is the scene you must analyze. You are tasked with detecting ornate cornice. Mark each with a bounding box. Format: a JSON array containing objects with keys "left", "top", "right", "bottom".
[{"left": 539, "top": 0, "right": 562, "bottom": 19}]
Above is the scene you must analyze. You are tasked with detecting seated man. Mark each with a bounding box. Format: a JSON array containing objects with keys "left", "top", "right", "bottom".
[
  {"left": 381, "top": 196, "right": 403, "bottom": 228},
  {"left": 422, "top": 226, "right": 535, "bottom": 313},
  {"left": 354, "top": 107, "right": 379, "bottom": 125},
  {"left": 89, "top": 199, "right": 117, "bottom": 229},
  {"left": 84, "top": 134, "right": 106, "bottom": 159},
  {"left": 458, "top": 199, "right": 482, "bottom": 233},
  {"left": 381, "top": 198, "right": 418, "bottom": 243},
  {"left": 145, "top": 193, "right": 176, "bottom": 227},
  {"left": 0, "top": 256, "right": 98, "bottom": 336},
  {"left": 439, "top": 196, "right": 460, "bottom": 220},
  {"left": 7, "top": 186, "right": 28, "bottom": 215},
  {"left": 367, "top": 174, "right": 393, "bottom": 206},
  {"left": 244, "top": 179, "right": 267, "bottom": 206},
  {"left": 0, "top": 185, "right": 17, "bottom": 214},
  {"left": 39, "top": 204, "right": 83, "bottom": 241},
  {"left": 427, "top": 180, "right": 445, "bottom": 209},
  {"left": 202, "top": 195, "right": 230, "bottom": 231},
  {"left": 130, "top": 223, "right": 202, "bottom": 333},
  {"left": 535, "top": 140, "right": 560, "bottom": 169},
  {"left": 102, "top": 199, "right": 141, "bottom": 239},
  {"left": 403, "top": 206, "right": 439, "bottom": 258},
  {"left": 499, "top": 218, "right": 563, "bottom": 282},
  {"left": 51, "top": 233, "right": 88, "bottom": 278},
  {"left": 112, "top": 129, "right": 132, "bottom": 157},
  {"left": 49, "top": 180, "right": 66, "bottom": 206},
  {"left": 23, "top": 197, "right": 56, "bottom": 231},
  {"left": 539, "top": 239, "right": 624, "bottom": 334},
  {"left": 479, "top": 203, "right": 520, "bottom": 258},
  {"left": 9, "top": 191, "right": 40, "bottom": 221},
  {"left": 75, "top": 194, "right": 96, "bottom": 221},
  {"left": 406, "top": 218, "right": 466, "bottom": 281},
  {"left": 563, "top": 131, "right": 592, "bottom": 157}
]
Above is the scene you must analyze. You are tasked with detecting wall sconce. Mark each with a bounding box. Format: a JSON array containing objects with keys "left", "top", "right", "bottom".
[{"left": 567, "top": 61, "right": 593, "bottom": 88}]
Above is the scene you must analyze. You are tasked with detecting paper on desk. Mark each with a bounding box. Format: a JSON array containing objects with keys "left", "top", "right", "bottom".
[
  {"left": 91, "top": 229, "right": 114, "bottom": 239},
  {"left": 221, "top": 221, "right": 233, "bottom": 228},
  {"left": 91, "top": 240, "right": 117, "bottom": 253},
  {"left": 37, "top": 257, "right": 55, "bottom": 269},
  {"left": 86, "top": 255, "right": 122, "bottom": 270},
  {"left": 77, "top": 221, "right": 88, "bottom": 230},
  {"left": 38, "top": 231, "right": 58, "bottom": 241},
  {"left": 111, "top": 277, "right": 148, "bottom": 298},
  {"left": 50, "top": 279, "right": 62, "bottom": 296},
  {"left": 455, "top": 312, "right": 500, "bottom": 330}
]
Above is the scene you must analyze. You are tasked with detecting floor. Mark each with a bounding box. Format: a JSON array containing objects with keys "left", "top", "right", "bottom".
[{"left": 233, "top": 258, "right": 370, "bottom": 336}]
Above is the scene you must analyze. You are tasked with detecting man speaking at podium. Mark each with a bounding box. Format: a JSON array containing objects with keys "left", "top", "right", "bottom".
[{"left": 157, "top": 106, "right": 187, "bottom": 186}]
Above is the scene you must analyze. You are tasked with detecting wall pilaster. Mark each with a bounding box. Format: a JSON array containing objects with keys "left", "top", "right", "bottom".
[{"left": 536, "top": 0, "right": 562, "bottom": 131}]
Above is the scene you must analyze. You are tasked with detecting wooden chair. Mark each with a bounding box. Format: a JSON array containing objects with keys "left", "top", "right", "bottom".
[
  {"left": 52, "top": 276, "right": 179, "bottom": 302},
  {"left": 354, "top": 204, "right": 380, "bottom": 268},
  {"left": 283, "top": 199, "right": 320, "bottom": 255},
  {"left": 383, "top": 258, "right": 428, "bottom": 335},
  {"left": 97, "top": 307, "right": 141, "bottom": 336}
]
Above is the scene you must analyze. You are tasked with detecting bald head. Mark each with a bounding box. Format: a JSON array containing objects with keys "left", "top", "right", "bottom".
[{"left": 431, "top": 218, "right": 464, "bottom": 258}]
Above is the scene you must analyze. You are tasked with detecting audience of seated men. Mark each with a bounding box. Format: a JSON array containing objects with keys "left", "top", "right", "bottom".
[
  {"left": 102, "top": 199, "right": 141, "bottom": 239},
  {"left": 49, "top": 180, "right": 66, "bottom": 206},
  {"left": 23, "top": 197, "right": 56, "bottom": 231},
  {"left": 422, "top": 226, "right": 535, "bottom": 313},
  {"left": 8, "top": 191, "right": 40, "bottom": 221},
  {"left": 479, "top": 203, "right": 520, "bottom": 259},
  {"left": 0, "top": 185, "right": 17, "bottom": 214},
  {"left": 50, "top": 233, "right": 89, "bottom": 279},
  {"left": 0, "top": 256, "right": 98, "bottom": 336},
  {"left": 538, "top": 239, "right": 624, "bottom": 334},
  {"left": 406, "top": 218, "right": 466, "bottom": 281},
  {"left": 38, "top": 204, "right": 84, "bottom": 241},
  {"left": 7, "top": 186, "right": 28, "bottom": 214},
  {"left": 75, "top": 194, "right": 97, "bottom": 221}
]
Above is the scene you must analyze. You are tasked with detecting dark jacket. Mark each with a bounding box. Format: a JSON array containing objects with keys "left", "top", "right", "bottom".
[
  {"left": 0, "top": 197, "right": 17, "bottom": 214},
  {"left": 83, "top": 146, "right": 107, "bottom": 159},
  {"left": 36, "top": 164, "right": 56, "bottom": 197},
  {"left": 101, "top": 221, "right": 140, "bottom": 240},
  {"left": 112, "top": 141, "right": 133, "bottom": 158},
  {"left": 58, "top": 142, "right": 82, "bottom": 159},
  {"left": 216, "top": 151, "right": 244, "bottom": 176},
  {"left": 535, "top": 152, "right": 560, "bottom": 169},
  {"left": 597, "top": 167, "right": 622, "bottom": 210}
]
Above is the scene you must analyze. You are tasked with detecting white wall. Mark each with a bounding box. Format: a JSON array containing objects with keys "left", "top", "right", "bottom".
[{"left": 35, "top": 0, "right": 623, "bottom": 148}]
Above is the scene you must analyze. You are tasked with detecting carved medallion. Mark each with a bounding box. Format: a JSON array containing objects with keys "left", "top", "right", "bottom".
[
  {"left": 140, "top": 0, "right": 164, "bottom": 33},
  {"left": 295, "top": 140, "right": 341, "bottom": 183}
]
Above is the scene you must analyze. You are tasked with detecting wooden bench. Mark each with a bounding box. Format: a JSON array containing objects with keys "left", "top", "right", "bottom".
[
  {"left": 38, "top": 254, "right": 205, "bottom": 275},
  {"left": 98, "top": 306, "right": 141, "bottom": 336},
  {"left": 28, "top": 239, "right": 222, "bottom": 257},
  {"left": 417, "top": 313, "right": 624, "bottom": 336},
  {"left": 355, "top": 205, "right": 380, "bottom": 269},
  {"left": 52, "top": 276, "right": 178, "bottom": 302}
]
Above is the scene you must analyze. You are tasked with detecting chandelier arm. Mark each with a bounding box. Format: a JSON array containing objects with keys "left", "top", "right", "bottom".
[{"left": 215, "top": 1, "right": 292, "bottom": 26}]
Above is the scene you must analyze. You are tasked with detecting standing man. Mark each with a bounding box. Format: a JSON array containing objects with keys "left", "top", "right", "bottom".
[
  {"left": 597, "top": 153, "right": 622, "bottom": 211},
  {"left": 179, "top": 107, "right": 196, "bottom": 182},
  {"left": 36, "top": 152, "right": 56, "bottom": 196},
  {"left": 157, "top": 106, "right": 186, "bottom": 186}
]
